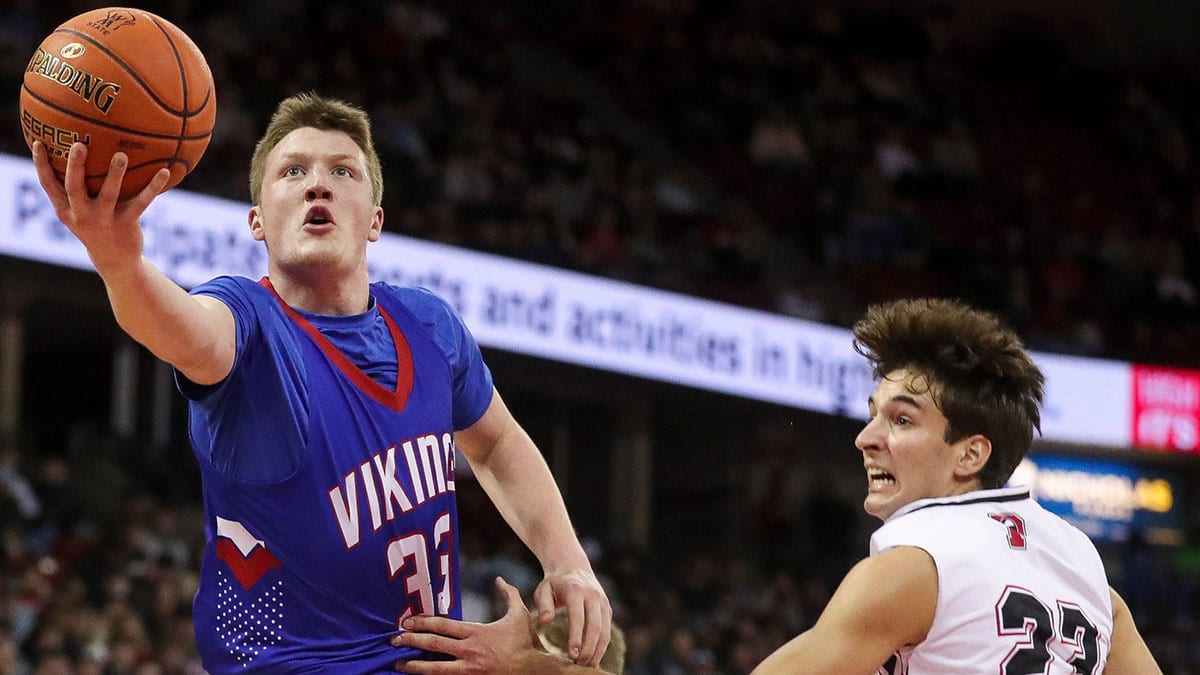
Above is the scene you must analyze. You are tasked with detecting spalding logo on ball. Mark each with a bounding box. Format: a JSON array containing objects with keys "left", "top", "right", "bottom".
[{"left": 20, "top": 7, "right": 216, "bottom": 200}]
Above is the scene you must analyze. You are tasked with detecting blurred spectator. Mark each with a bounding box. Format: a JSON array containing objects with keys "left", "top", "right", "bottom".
[{"left": 747, "top": 107, "right": 811, "bottom": 180}]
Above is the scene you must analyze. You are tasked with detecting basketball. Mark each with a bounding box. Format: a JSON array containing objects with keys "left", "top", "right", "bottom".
[{"left": 19, "top": 7, "right": 216, "bottom": 201}]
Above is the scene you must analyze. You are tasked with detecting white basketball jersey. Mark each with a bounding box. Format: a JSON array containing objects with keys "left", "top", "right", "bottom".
[{"left": 869, "top": 487, "right": 1112, "bottom": 675}]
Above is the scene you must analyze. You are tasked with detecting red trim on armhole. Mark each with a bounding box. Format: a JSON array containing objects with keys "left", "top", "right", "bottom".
[{"left": 259, "top": 277, "right": 414, "bottom": 413}]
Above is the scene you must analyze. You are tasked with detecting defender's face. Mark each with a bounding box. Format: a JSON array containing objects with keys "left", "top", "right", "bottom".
[
  {"left": 249, "top": 127, "right": 382, "bottom": 276},
  {"left": 854, "top": 368, "right": 968, "bottom": 521}
]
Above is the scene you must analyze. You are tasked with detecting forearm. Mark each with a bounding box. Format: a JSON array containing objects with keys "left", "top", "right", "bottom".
[
  {"left": 100, "top": 256, "right": 227, "bottom": 376},
  {"left": 753, "top": 631, "right": 847, "bottom": 674},
  {"left": 471, "top": 428, "right": 588, "bottom": 571}
]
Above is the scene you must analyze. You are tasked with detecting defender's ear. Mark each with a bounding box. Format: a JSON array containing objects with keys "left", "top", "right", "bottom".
[{"left": 956, "top": 435, "right": 992, "bottom": 480}]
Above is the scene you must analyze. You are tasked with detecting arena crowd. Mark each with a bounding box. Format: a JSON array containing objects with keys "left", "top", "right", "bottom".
[{"left": 3, "top": 1, "right": 1199, "bottom": 672}]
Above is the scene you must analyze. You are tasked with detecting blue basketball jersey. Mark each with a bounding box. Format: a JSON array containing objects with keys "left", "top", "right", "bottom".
[{"left": 178, "top": 276, "right": 493, "bottom": 673}]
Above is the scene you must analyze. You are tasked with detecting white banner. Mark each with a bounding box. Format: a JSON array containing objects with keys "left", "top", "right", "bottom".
[
  {"left": 0, "top": 152, "right": 1137, "bottom": 446},
  {"left": 1035, "top": 353, "right": 1131, "bottom": 447},
  {"left": 365, "top": 235, "right": 877, "bottom": 417},
  {"left": 0, "top": 153, "right": 266, "bottom": 285}
]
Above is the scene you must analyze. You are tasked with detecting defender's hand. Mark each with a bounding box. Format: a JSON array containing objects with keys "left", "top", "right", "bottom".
[{"left": 393, "top": 576, "right": 544, "bottom": 674}]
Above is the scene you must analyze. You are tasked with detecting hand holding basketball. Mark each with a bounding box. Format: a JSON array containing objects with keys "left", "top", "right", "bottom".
[
  {"left": 20, "top": 7, "right": 216, "bottom": 200},
  {"left": 32, "top": 140, "right": 169, "bottom": 276}
]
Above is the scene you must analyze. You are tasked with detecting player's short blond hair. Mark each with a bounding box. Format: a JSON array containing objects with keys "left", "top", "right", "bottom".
[{"left": 248, "top": 92, "right": 383, "bottom": 206}]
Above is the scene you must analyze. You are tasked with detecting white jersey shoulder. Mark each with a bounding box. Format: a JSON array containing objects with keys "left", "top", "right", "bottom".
[{"left": 869, "top": 487, "right": 1113, "bottom": 675}]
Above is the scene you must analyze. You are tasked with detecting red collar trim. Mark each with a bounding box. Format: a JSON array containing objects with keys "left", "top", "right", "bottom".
[{"left": 259, "top": 277, "right": 413, "bottom": 412}]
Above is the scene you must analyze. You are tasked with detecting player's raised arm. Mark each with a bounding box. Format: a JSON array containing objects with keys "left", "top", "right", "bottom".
[{"left": 32, "top": 141, "right": 236, "bottom": 385}]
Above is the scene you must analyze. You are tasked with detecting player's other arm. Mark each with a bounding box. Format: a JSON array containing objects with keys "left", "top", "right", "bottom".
[
  {"left": 752, "top": 546, "right": 936, "bottom": 675},
  {"left": 455, "top": 390, "right": 612, "bottom": 667},
  {"left": 1104, "top": 587, "right": 1163, "bottom": 675},
  {"left": 32, "top": 142, "right": 235, "bottom": 385}
]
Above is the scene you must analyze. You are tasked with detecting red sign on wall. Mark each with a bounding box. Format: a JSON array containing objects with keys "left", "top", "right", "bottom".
[{"left": 1131, "top": 365, "right": 1200, "bottom": 453}]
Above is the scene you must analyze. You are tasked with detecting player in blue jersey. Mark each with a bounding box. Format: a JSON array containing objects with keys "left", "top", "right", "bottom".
[
  {"left": 31, "top": 93, "right": 611, "bottom": 673},
  {"left": 392, "top": 300, "right": 1162, "bottom": 675}
]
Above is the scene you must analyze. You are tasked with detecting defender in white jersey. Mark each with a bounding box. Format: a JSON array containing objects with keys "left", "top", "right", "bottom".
[
  {"left": 869, "top": 487, "right": 1112, "bottom": 673},
  {"left": 751, "top": 298, "right": 1160, "bottom": 675},
  {"left": 389, "top": 300, "right": 1163, "bottom": 674}
]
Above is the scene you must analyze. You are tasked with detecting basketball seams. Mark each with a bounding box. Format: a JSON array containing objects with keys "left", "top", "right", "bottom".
[
  {"left": 54, "top": 26, "right": 210, "bottom": 119},
  {"left": 82, "top": 158, "right": 196, "bottom": 184},
  {"left": 142, "top": 14, "right": 213, "bottom": 119},
  {"left": 144, "top": 12, "right": 217, "bottom": 190},
  {"left": 54, "top": 27, "right": 177, "bottom": 116},
  {"left": 24, "top": 80, "right": 202, "bottom": 181},
  {"left": 21, "top": 83, "right": 212, "bottom": 142},
  {"left": 23, "top": 8, "right": 214, "bottom": 199},
  {"left": 146, "top": 13, "right": 190, "bottom": 171}
]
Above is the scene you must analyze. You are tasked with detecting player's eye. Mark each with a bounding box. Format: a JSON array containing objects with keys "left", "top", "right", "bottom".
[
  {"left": 283, "top": 166, "right": 304, "bottom": 177},
  {"left": 332, "top": 166, "right": 353, "bottom": 178}
]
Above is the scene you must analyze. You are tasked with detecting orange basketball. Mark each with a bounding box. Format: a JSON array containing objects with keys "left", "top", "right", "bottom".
[{"left": 19, "top": 7, "right": 216, "bottom": 201}]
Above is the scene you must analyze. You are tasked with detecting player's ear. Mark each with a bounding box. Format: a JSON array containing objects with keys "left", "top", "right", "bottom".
[
  {"left": 955, "top": 434, "right": 991, "bottom": 479},
  {"left": 248, "top": 206, "right": 265, "bottom": 241},
  {"left": 367, "top": 206, "right": 384, "bottom": 242}
]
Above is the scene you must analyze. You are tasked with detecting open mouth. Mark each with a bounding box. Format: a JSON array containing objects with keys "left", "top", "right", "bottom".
[
  {"left": 305, "top": 205, "right": 334, "bottom": 226},
  {"left": 868, "top": 469, "right": 896, "bottom": 487}
]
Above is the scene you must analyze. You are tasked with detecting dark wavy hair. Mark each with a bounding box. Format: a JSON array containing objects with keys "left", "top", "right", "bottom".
[{"left": 852, "top": 298, "right": 1045, "bottom": 488}]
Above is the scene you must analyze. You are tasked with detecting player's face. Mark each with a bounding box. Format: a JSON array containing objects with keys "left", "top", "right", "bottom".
[
  {"left": 854, "top": 368, "right": 972, "bottom": 521},
  {"left": 249, "top": 127, "right": 383, "bottom": 277}
]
